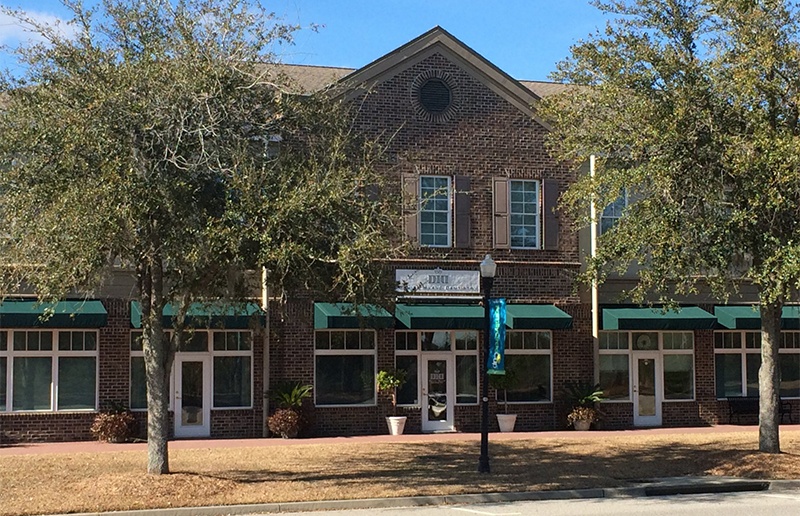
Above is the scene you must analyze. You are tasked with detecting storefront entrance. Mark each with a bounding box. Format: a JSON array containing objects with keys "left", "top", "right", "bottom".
[
  {"left": 174, "top": 356, "right": 211, "bottom": 438},
  {"left": 632, "top": 353, "right": 662, "bottom": 426},
  {"left": 421, "top": 354, "right": 455, "bottom": 432}
]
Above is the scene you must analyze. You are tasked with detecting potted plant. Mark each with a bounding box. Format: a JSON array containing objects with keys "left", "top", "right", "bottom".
[
  {"left": 267, "top": 381, "right": 312, "bottom": 438},
  {"left": 489, "top": 369, "right": 519, "bottom": 432},
  {"left": 90, "top": 401, "right": 136, "bottom": 443},
  {"left": 563, "top": 380, "right": 604, "bottom": 431},
  {"left": 376, "top": 369, "right": 408, "bottom": 435}
]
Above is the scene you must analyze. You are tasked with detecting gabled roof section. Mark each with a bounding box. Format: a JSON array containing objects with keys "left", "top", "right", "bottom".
[{"left": 333, "top": 26, "right": 549, "bottom": 126}]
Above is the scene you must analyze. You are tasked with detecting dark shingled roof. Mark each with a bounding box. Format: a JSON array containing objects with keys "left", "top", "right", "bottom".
[{"left": 274, "top": 63, "right": 573, "bottom": 98}]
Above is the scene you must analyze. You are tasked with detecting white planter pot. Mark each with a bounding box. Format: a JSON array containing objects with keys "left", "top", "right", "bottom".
[
  {"left": 573, "top": 419, "right": 592, "bottom": 431},
  {"left": 386, "top": 416, "right": 407, "bottom": 435},
  {"left": 496, "top": 413, "right": 517, "bottom": 432}
]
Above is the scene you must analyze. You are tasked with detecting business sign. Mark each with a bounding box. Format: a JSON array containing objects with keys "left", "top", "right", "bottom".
[
  {"left": 395, "top": 268, "right": 480, "bottom": 294},
  {"left": 487, "top": 298, "right": 506, "bottom": 375}
]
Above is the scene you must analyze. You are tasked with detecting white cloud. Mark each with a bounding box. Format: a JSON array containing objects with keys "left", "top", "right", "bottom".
[{"left": 0, "top": 9, "right": 76, "bottom": 46}]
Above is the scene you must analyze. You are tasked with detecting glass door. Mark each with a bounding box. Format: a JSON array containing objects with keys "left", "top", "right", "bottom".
[
  {"left": 633, "top": 353, "right": 662, "bottom": 426},
  {"left": 421, "top": 354, "right": 454, "bottom": 432},
  {"left": 174, "top": 357, "right": 211, "bottom": 438}
]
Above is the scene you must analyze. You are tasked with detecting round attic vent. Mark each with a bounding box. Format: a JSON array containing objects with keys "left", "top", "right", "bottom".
[
  {"left": 419, "top": 79, "right": 451, "bottom": 114},
  {"left": 411, "top": 71, "right": 458, "bottom": 123}
]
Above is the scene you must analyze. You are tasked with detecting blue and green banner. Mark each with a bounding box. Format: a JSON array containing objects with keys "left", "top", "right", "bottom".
[{"left": 487, "top": 298, "right": 506, "bottom": 375}]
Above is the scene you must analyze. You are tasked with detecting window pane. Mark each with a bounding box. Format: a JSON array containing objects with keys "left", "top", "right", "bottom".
[
  {"left": 58, "top": 357, "right": 96, "bottom": 410},
  {"left": 315, "top": 355, "right": 375, "bottom": 406},
  {"left": 746, "top": 354, "right": 761, "bottom": 397},
  {"left": 456, "top": 355, "right": 477, "bottom": 404},
  {"left": 315, "top": 331, "right": 329, "bottom": 350},
  {"left": 599, "top": 354, "right": 629, "bottom": 400},
  {"left": 509, "top": 180, "right": 539, "bottom": 249},
  {"left": 0, "top": 357, "right": 6, "bottom": 411},
  {"left": 58, "top": 332, "right": 71, "bottom": 351},
  {"left": 396, "top": 355, "right": 418, "bottom": 406},
  {"left": 455, "top": 331, "right": 477, "bottom": 350},
  {"left": 13, "top": 357, "right": 52, "bottom": 411},
  {"left": 130, "top": 357, "right": 147, "bottom": 410},
  {"left": 421, "top": 332, "right": 450, "bottom": 351},
  {"left": 214, "top": 356, "right": 251, "bottom": 407},
  {"left": 213, "top": 332, "right": 226, "bottom": 351},
  {"left": 419, "top": 176, "right": 450, "bottom": 247},
  {"left": 715, "top": 354, "right": 743, "bottom": 398},
  {"left": 505, "top": 354, "right": 550, "bottom": 402},
  {"left": 779, "top": 354, "right": 800, "bottom": 398},
  {"left": 345, "top": 331, "right": 361, "bottom": 350},
  {"left": 180, "top": 332, "right": 208, "bottom": 352},
  {"left": 84, "top": 332, "right": 96, "bottom": 351},
  {"left": 0, "top": 332, "right": 6, "bottom": 351},
  {"left": 330, "top": 332, "right": 344, "bottom": 350},
  {"left": 131, "top": 332, "right": 143, "bottom": 352},
  {"left": 632, "top": 332, "right": 658, "bottom": 351},
  {"left": 664, "top": 354, "right": 694, "bottom": 400}
]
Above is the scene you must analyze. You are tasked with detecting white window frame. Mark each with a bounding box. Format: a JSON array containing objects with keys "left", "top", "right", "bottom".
[
  {"left": 129, "top": 329, "right": 254, "bottom": 411},
  {"left": 714, "top": 330, "right": 800, "bottom": 399},
  {"left": 418, "top": 175, "right": 452, "bottom": 247},
  {"left": 508, "top": 179, "right": 540, "bottom": 249},
  {"left": 394, "top": 330, "right": 479, "bottom": 407},
  {"left": 0, "top": 329, "right": 99, "bottom": 413},
  {"left": 314, "top": 329, "right": 377, "bottom": 408},
  {"left": 599, "top": 189, "right": 628, "bottom": 234},
  {"left": 504, "top": 330, "right": 553, "bottom": 403},
  {"left": 598, "top": 331, "right": 695, "bottom": 403}
]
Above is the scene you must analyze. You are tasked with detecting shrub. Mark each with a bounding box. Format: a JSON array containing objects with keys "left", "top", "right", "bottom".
[
  {"left": 90, "top": 403, "right": 136, "bottom": 442},
  {"left": 268, "top": 408, "right": 302, "bottom": 438}
]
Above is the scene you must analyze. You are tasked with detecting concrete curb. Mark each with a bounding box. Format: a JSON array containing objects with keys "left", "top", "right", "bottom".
[{"left": 48, "top": 477, "right": 794, "bottom": 516}]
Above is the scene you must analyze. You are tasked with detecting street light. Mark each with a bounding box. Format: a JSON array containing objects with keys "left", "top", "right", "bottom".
[{"left": 478, "top": 253, "right": 496, "bottom": 474}]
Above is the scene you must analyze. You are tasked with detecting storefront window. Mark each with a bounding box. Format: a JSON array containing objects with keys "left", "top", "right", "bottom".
[{"left": 315, "top": 330, "right": 376, "bottom": 406}]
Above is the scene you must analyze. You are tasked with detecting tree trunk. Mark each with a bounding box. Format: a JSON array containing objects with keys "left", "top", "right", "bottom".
[
  {"left": 140, "top": 256, "right": 173, "bottom": 474},
  {"left": 759, "top": 301, "right": 782, "bottom": 453}
]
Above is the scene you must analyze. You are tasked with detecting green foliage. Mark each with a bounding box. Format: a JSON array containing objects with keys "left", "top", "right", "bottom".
[
  {"left": 563, "top": 380, "right": 605, "bottom": 408},
  {"left": 540, "top": 0, "right": 800, "bottom": 452},
  {"left": 0, "top": 0, "right": 401, "bottom": 471},
  {"left": 269, "top": 382, "right": 313, "bottom": 410},
  {"left": 376, "top": 369, "right": 408, "bottom": 416},
  {"left": 489, "top": 368, "right": 519, "bottom": 414}
]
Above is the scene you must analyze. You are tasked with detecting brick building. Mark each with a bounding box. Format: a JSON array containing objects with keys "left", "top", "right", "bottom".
[{"left": 1, "top": 27, "right": 797, "bottom": 443}]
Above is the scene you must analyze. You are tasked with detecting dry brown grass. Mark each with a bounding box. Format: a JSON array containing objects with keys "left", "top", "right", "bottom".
[{"left": 3, "top": 431, "right": 800, "bottom": 516}]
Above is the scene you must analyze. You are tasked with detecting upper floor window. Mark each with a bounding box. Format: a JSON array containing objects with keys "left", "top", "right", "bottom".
[
  {"left": 600, "top": 190, "right": 628, "bottom": 234},
  {"left": 419, "top": 176, "right": 451, "bottom": 247},
  {"left": 509, "top": 180, "right": 540, "bottom": 249}
]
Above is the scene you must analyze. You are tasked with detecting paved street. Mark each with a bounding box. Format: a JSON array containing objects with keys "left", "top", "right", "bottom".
[{"left": 260, "top": 490, "right": 800, "bottom": 516}]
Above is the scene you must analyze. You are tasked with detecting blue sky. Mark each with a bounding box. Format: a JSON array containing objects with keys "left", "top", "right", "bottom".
[{"left": 0, "top": 1, "right": 609, "bottom": 80}]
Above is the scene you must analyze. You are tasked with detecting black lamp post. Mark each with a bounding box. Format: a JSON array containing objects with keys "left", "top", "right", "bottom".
[{"left": 478, "top": 253, "right": 496, "bottom": 474}]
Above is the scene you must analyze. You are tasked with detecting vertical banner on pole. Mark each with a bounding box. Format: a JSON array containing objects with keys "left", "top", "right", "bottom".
[{"left": 487, "top": 298, "right": 506, "bottom": 375}]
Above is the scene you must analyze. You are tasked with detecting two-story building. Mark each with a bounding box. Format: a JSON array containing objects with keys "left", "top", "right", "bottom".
[{"left": 1, "top": 26, "right": 796, "bottom": 443}]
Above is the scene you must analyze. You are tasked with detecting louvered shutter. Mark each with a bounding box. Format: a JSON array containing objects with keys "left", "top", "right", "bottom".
[
  {"left": 454, "top": 175, "right": 471, "bottom": 248},
  {"left": 493, "top": 177, "right": 510, "bottom": 249}
]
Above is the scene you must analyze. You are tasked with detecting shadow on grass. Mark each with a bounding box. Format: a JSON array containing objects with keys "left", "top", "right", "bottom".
[{"left": 181, "top": 438, "right": 791, "bottom": 494}]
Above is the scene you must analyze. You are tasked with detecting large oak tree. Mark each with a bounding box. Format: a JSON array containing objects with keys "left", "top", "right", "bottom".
[
  {"left": 0, "top": 0, "right": 399, "bottom": 473},
  {"left": 541, "top": 0, "right": 800, "bottom": 453}
]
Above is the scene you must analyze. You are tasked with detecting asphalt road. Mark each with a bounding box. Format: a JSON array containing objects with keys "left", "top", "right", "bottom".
[{"left": 257, "top": 490, "right": 800, "bottom": 516}]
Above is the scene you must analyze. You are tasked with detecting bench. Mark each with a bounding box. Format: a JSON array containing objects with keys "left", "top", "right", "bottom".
[{"left": 727, "top": 396, "right": 794, "bottom": 424}]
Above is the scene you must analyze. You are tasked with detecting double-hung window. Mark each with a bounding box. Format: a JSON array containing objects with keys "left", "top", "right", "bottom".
[
  {"left": 419, "top": 176, "right": 451, "bottom": 247},
  {"left": 0, "top": 329, "right": 98, "bottom": 412},
  {"left": 509, "top": 180, "right": 540, "bottom": 249},
  {"left": 314, "top": 330, "right": 376, "bottom": 406},
  {"left": 600, "top": 190, "right": 628, "bottom": 234}
]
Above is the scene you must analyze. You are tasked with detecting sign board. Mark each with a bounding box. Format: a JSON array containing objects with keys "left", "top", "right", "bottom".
[{"left": 396, "top": 269, "right": 480, "bottom": 294}]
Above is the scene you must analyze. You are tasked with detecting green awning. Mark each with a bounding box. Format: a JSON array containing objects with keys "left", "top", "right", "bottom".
[
  {"left": 602, "top": 306, "right": 716, "bottom": 330},
  {"left": 715, "top": 305, "right": 800, "bottom": 330},
  {"left": 130, "top": 301, "right": 263, "bottom": 329},
  {"left": 395, "top": 304, "right": 484, "bottom": 330},
  {"left": 0, "top": 300, "right": 107, "bottom": 328},
  {"left": 505, "top": 304, "right": 573, "bottom": 330},
  {"left": 314, "top": 303, "right": 394, "bottom": 329}
]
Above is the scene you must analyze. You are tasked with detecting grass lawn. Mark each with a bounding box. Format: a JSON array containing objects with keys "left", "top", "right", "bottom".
[{"left": 3, "top": 430, "right": 800, "bottom": 516}]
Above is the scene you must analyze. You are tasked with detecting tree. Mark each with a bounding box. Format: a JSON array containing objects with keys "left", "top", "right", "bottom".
[
  {"left": 0, "top": 0, "right": 399, "bottom": 473},
  {"left": 540, "top": 0, "right": 800, "bottom": 453}
]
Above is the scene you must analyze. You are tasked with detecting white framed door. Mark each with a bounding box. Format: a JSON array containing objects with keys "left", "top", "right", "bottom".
[
  {"left": 632, "top": 353, "right": 662, "bottom": 426},
  {"left": 421, "top": 354, "right": 455, "bottom": 432},
  {"left": 174, "top": 356, "right": 211, "bottom": 438}
]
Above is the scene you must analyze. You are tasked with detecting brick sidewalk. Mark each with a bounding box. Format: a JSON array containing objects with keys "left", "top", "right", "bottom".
[{"left": 3, "top": 424, "right": 798, "bottom": 456}]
